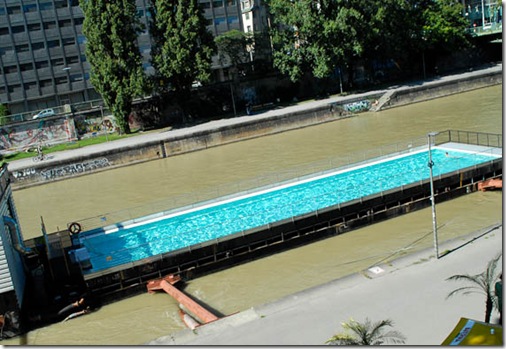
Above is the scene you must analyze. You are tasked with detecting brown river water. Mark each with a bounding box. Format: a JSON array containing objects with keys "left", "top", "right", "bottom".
[{"left": 5, "top": 85, "right": 502, "bottom": 345}]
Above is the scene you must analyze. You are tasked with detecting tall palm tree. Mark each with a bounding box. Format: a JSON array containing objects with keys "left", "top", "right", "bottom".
[
  {"left": 446, "top": 253, "right": 502, "bottom": 323},
  {"left": 326, "top": 318, "right": 407, "bottom": 345}
]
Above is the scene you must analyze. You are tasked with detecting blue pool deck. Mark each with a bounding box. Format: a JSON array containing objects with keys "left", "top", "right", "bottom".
[{"left": 72, "top": 140, "right": 502, "bottom": 277}]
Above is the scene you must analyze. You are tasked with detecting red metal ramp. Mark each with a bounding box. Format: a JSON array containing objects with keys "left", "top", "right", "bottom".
[{"left": 147, "top": 274, "right": 219, "bottom": 325}]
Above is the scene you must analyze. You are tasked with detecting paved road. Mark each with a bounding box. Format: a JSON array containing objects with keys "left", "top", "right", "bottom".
[
  {"left": 147, "top": 225, "right": 503, "bottom": 345},
  {"left": 7, "top": 63, "right": 502, "bottom": 173}
]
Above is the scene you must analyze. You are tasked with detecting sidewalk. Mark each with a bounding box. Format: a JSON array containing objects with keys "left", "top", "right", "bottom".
[
  {"left": 7, "top": 63, "right": 502, "bottom": 173},
  {"left": 147, "top": 225, "right": 503, "bottom": 345}
]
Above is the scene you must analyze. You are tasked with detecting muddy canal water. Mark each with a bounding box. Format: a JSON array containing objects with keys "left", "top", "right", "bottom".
[{"left": 7, "top": 85, "right": 502, "bottom": 345}]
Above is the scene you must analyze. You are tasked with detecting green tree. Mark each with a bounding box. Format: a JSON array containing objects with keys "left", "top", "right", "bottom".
[
  {"left": 326, "top": 318, "right": 406, "bottom": 345},
  {"left": 0, "top": 104, "right": 9, "bottom": 126},
  {"left": 215, "top": 29, "right": 253, "bottom": 75},
  {"left": 446, "top": 253, "right": 502, "bottom": 323},
  {"left": 81, "top": 0, "right": 145, "bottom": 134},
  {"left": 266, "top": 0, "right": 471, "bottom": 84},
  {"left": 149, "top": 0, "right": 215, "bottom": 116}
]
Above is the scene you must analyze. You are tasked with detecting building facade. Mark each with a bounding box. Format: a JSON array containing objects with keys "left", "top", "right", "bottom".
[{"left": 0, "top": 0, "right": 269, "bottom": 117}]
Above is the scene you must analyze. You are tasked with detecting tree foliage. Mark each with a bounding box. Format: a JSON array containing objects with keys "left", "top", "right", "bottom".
[
  {"left": 266, "top": 0, "right": 471, "bottom": 83},
  {"left": 149, "top": 0, "right": 215, "bottom": 99},
  {"left": 326, "top": 318, "right": 407, "bottom": 345},
  {"left": 81, "top": 0, "right": 145, "bottom": 134},
  {"left": 446, "top": 253, "right": 502, "bottom": 323},
  {"left": 215, "top": 29, "right": 253, "bottom": 71}
]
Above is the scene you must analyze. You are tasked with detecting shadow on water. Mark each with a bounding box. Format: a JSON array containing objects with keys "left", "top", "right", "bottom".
[{"left": 439, "top": 223, "right": 503, "bottom": 258}]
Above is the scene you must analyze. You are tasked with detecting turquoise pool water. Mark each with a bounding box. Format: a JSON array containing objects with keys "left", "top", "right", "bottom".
[{"left": 78, "top": 147, "right": 498, "bottom": 273}]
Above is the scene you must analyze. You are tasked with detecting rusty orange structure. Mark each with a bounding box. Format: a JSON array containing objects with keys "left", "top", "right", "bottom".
[
  {"left": 478, "top": 178, "right": 502, "bottom": 191},
  {"left": 146, "top": 274, "right": 219, "bottom": 325}
]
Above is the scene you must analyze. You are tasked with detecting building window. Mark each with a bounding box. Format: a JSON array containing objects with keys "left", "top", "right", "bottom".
[
  {"left": 7, "top": 6, "right": 22, "bottom": 14},
  {"left": 24, "top": 82, "right": 37, "bottom": 90},
  {"left": 8, "top": 85, "right": 22, "bottom": 93},
  {"left": 51, "top": 58, "right": 64, "bottom": 66},
  {"left": 4, "top": 66, "right": 18, "bottom": 74},
  {"left": 70, "top": 74, "right": 83, "bottom": 82},
  {"left": 58, "top": 19, "right": 72, "bottom": 27},
  {"left": 214, "top": 17, "right": 226, "bottom": 25},
  {"left": 80, "top": 54, "right": 86, "bottom": 62},
  {"left": 43, "top": 21, "right": 57, "bottom": 30},
  {"left": 227, "top": 0, "right": 237, "bottom": 5},
  {"left": 74, "top": 17, "right": 84, "bottom": 25},
  {"left": 47, "top": 39, "right": 61, "bottom": 48},
  {"left": 66, "top": 56, "right": 79, "bottom": 65},
  {"left": 20, "top": 63, "right": 34, "bottom": 72},
  {"left": 201, "top": 2, "right": 211, "bottom": 9},
  {"left": 15, "top": 44, "right": 29, "bottom": 53},
  {"left": 247, "top": 25, "right": 251, "bottom": 32},
  {"left": 39, "top": 79, "right": 52, "bottom": 87},
  {"left": 23, "top": 4, "right": 38, "bottom": 13},
  {"left": 213, "top": 0, "right": 224, "bottom": 7},
  {"left": 35, "top": 60, "right": 49, "bottom": 69},
  {"left": 245, "top": 12, "right": 250, "bottom": 20},
  {"left": 136, "top": 8, "right": 144, "bottom": 17},
  {"left": 31, "top": 42, "right": 45, "bottom": 51},
  {"left": 54, "top": 0, "right": 68, "bottom": 9},
  {"left": 0, "top": 27, "right": 8, "bottom": 35},
  {"left": 77, "top": 35, "right": 86, "bottom": 44},
  {"left": 39, "top": 2, "right": 53, "bottom": 11},
  {"left": 55, "top": 76, "right": 68, "bottom": 84},
  {"left": 62, "top": 38, "right": 75, "bottom": 46},
  {"left": 0, "top": 7, "right": 5, "bottom": 15},
  {"left": 228, "top": 16, "right": 239, "bottom": 24},
  {"left": 11, "top": 25, "right": 26, "bottom": 34},
  {"left": 28, "top": 23, "right": 41, "bottom": 31}
]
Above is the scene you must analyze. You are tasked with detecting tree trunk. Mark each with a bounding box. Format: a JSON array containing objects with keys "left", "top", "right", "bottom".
[{"left": 485, "top": 297, "right": 493, "bottom": 323}]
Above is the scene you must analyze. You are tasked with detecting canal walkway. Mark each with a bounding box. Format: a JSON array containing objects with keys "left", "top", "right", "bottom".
[
  {"left": 147, "top": 224, "right": 503, "bottom": 345},
  {"left": 7, "top": 63, "right": 502, "bottom": 174}
]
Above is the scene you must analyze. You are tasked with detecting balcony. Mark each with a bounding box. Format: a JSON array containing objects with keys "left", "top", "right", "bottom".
[
  {"left": 25, "top": 89, "right": 40, "bottom": 98},
  {"left": 49, "top": 47, "right": 64, "bottom": 56},
  {"left": 8, "top": 14, "right": 24, "bottom": 24},
  {"left": 5, "top": 73, "right": 20, "bottom": 84},
  {"left": 9, "top": 91, "right": 25, "bottom": 101},
  {"left": 1, "top": 52, "right": 17, "bottom": 64},
  {"left": 29, "top": 31, "right": 44, "bottom": 41},
  {"left": 40, "top": 86, "right": 55, "bottom": 96},
  {"left": 57, "top": 84, "right": 71, "bottom": 93},
  {"left": 71, "top": 81, "right": 85, "bottom": 91},
  {"left": 12, "top": 32, "right": 29, "bottom": 42},
  {"left": 24, "top": 12, "right": 40, "bottom": 21},
  {"left": 60, "top": 27, "right": 75, "bottom": 37}
]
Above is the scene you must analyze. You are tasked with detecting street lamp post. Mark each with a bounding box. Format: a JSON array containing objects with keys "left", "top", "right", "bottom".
[{"left": 427, "top": 132, "right": 439, "bottom": 259}]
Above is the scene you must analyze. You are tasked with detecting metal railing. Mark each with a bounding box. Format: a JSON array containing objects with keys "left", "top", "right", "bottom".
[{"left": 435, "top": 129, "right": 502, "bottom": 148}]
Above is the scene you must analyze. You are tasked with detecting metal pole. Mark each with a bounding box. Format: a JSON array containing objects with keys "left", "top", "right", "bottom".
[
  {"left": 427, "top": 132, "right": 439, "bottom": 259},
  {"left": 338, "top": 67, "right": 343, "bottom": 94},
  {"left": 101, "top": 105, "right": 108, "bottom": 142}
]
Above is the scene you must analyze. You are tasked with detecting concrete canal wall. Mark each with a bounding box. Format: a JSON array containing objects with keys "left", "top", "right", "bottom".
[{"left": 8, "top": 66, "right": 502, "bottom": 189}]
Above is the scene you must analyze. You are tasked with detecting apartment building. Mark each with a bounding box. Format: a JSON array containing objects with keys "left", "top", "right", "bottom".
[{"left": 0, "top": 0, "right": 268, "bottom": 116}]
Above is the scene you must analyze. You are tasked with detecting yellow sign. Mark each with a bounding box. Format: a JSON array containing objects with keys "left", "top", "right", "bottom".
[{"left": 442, "top": 318, "right": 502, "bottom": 345}]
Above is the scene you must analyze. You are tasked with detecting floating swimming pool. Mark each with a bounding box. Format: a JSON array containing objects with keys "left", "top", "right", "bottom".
[{"left": 77, "top": 146, "right": 500, "bottom": 273}]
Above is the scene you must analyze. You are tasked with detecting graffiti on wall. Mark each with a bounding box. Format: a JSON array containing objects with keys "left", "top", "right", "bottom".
[
  {"left": 0, "top": 118, "right": 75, "bottom": 153},
  {"left": 11, "top": 158, "right": 111, "bottom": 181},
  {"left": 74, "top": 116, "right": 117, "bottom": 137},
  {"left": 343, "top": 100, "right": 371, "bottom": 113}
]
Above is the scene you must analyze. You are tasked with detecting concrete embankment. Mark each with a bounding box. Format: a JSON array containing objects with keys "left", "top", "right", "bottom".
[{"left": 7, "top": 64, "right": 502, "bottom": 189}]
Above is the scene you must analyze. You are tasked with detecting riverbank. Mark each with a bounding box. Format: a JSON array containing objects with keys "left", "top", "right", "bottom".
[
  {"left": 8, "top": 63, "right": 502, "bottom": 189},
  {"left": 147, "top": 224, "right": 503, "bottom": 345}
]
